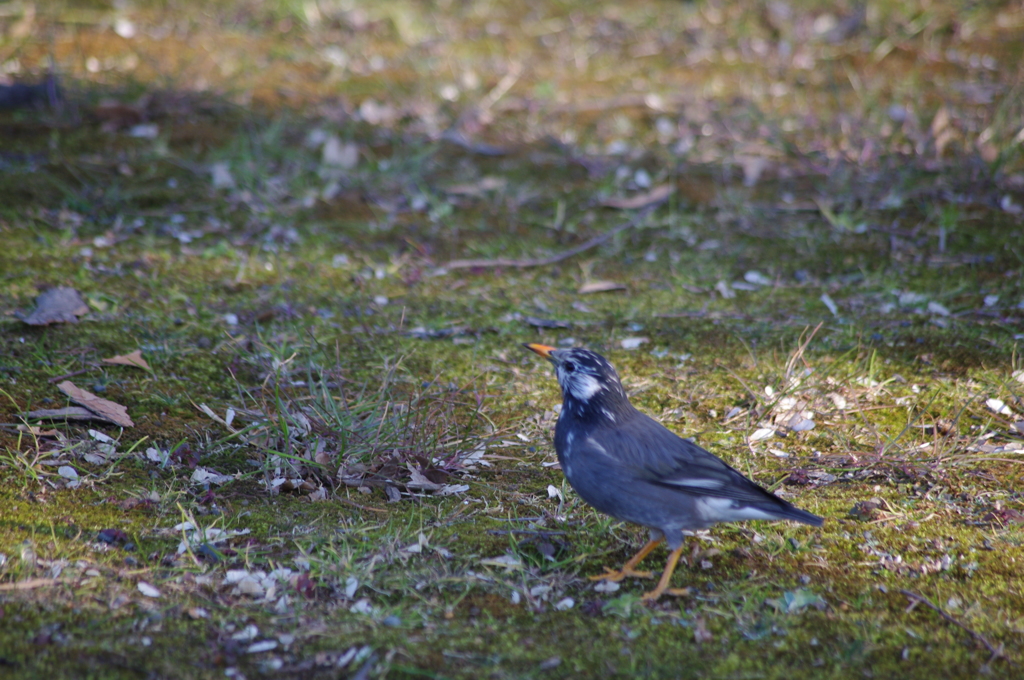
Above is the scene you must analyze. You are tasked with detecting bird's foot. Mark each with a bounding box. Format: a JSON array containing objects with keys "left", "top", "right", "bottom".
[
  {"left": 640, "top": 586, "right": 690, "bottom": 602},
  {"left": 589, "top": 566, "right": 654, "bottom": 582}
]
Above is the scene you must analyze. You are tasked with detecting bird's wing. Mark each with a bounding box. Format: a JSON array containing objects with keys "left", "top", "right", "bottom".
[{"left": 592, "top": 412, "right": 782, "bottom": 505}]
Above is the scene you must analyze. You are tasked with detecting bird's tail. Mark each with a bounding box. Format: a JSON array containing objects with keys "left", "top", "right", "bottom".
[{"left": 774, "top": 502, "right": 824, "bottom": 527}]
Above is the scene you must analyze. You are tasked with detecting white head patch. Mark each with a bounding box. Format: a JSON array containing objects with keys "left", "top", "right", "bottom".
[{"left": 561, "top": 370, "right": 603, "bottom": 401}]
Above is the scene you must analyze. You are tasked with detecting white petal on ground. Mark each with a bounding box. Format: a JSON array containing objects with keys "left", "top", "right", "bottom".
[
  {"left": 349, "top": 598, "right": 373, "bottom": 614},
  {"left": 210, "top": 162, "right": 236, "bottom": 189},
  {"left": 620, "top": 337, "right": 648, "bottom": 349},
  {"left": 749, "top": 428, "right": 775, "bottom": 442},
  {"left": 322, "top": 136, "right": 359, "bottom": 168},
  {"left": 744, "top": 270, "right": 772, "bottom": 286},
  {"left": 137, "top": 582, "right": 161, "bottom": 598},
  {"left": 715, "top": 280, "right": 736, "bottom": 299},
  {"left": 789, "top": 417, "right": 816, "bottom": 432},
  {"left": 246, "top": 641, "right": 278, "bottom": 654},
  {"left": 820, "top": 293, "right": 838, "bottom": 316},
  {"left": 231, "top": 625, "right": 259, "bottom": 641},
  {"left": 986, "top": 398, "right": 1014, "bottom": 416}
]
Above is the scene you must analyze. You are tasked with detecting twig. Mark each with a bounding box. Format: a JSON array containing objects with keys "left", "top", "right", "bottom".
[
  {"left": 48, "top": 366, "right": 98, "bottom": 383},
  {"left": 784, "top": 322, "right": 824, "bottom": 381},
  {"left": 443, "top": 203, "right": 663, "bottom": 270},
  {"left": 486, "top": 529, "right": 566, "bottom": 536},
  {"left": 0, "top": 578, "right": 61, "bottom": 591},
  {"left": 479, "top": 62, "right": 523, "bottom": 113},
  {"left": 900, "top": 589, "right": 1005, "bottom": 663}
]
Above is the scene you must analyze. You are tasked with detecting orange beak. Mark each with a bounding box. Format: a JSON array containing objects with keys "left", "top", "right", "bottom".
[{"left": 523, "top": 343, "right": 557, "bottom": 360}]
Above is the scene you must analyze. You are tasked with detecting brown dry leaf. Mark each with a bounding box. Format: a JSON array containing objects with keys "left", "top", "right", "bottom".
[
  {"left": 406, "top": 468, "right": 442, "bottom": 492},
  {"left": 578, "top": 280, "right": 626, "bottom": 294},
  {"left": 601, "top": 183, "right": 673, "bottom": 209},
  {"left": 930, "top": 106, "right": 950, "bottom": 137},
  {"left": 102, "top": 350, "right": 150, "bottom": 371},
  {"left": 23, "top": 287, "right": 89, "bottom": 325},
  {"left": 26, "top": 406, "right": 104, "bottom": 422},
  {"left": 16, "top": 424, "right": 58, "bottom": 437},
  {"left": 56, "top": 381, "right": 134, "bottom": 428}
]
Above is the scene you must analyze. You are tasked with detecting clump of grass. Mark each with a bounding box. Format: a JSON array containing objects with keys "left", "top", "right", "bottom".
[
  {"left": 195, "top": 335, "right": 491, "bottom": 498},
  {"left": 0, "top": 428, "right": 50, "bottom": 487}
]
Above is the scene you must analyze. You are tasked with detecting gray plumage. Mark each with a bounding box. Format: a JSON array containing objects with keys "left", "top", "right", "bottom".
[{"left": 532, "top": 345, "right": 823, "bottom": 550}]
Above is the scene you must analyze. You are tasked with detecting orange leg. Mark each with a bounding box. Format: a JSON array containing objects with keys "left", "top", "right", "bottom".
[
  {"left": 589, "top": 537, "right": 661, "bottom": 582},
  {"left": 641, "top": 544, "right": 690, "bottom": 601}
]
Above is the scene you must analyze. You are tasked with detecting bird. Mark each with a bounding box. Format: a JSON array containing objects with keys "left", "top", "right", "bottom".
[{"left": 523, "top": 343, "right": 823, "bottom": 602}]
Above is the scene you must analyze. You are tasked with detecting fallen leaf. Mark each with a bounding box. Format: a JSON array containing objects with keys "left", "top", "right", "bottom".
[
  {"left": 986, "top": 398, "right": 1013, "bottom": 416},
  {"left": 190, "top": 467, "right": 234, "bottom": 485},
  {"left": 405, "top": 468, "right": 442, "bottom": 492},
  {"left": 601, "top": 183, "right": 674, "bottom": 209},
  {"left": 56, "top": 381, "right": 134, "bottom": 428},
  {"left": 16, "top": 424, "right": 58, "bottom": 437},
  {"left": 579, "top": 280, "right": 626, "bottom": 294},
  {"left": 23, "top": 287, "right": 89, "bottom": 325},
  {"left": 58, "top": 465, "right": 79, "bottom": 482},
  {"left": 102, "top": 350, "right": 150, "bottom": 370}
]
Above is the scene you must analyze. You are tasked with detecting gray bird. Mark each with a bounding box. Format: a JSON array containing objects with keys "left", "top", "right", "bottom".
[{"left": 524, "top": 343, "right": 823, "bottom": 601}]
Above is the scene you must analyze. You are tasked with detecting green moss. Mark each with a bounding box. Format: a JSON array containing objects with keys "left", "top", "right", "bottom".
[{"left": 2, "top": 0, "right": 1024, "bottom": 676}]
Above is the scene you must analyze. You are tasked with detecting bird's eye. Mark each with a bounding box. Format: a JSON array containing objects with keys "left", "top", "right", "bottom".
[{"left": 563, "top": 361, "right": 576, "bottom": 373}]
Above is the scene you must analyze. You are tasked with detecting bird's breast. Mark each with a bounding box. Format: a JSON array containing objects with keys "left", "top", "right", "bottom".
[{"left": 554, "top": 421, "right": 576, "bottom": 478}]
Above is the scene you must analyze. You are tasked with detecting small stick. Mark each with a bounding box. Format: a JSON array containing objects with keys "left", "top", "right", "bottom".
[
  {"left": 444, "top": 203, "right": 663, "bottom": 270},
  {"left": 0, "top": 578, "right": 61, "bottom": 591},
  {"left": 899, "top": 589, "right": 1004, "bottom": 661},
  {"left": 48, "top": 366, "right": 97, "bottom": 383}
]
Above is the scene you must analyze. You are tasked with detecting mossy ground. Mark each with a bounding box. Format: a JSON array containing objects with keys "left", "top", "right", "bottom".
[{"left": 2, "top": 0, "right": 1024, "bottom": 677}]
